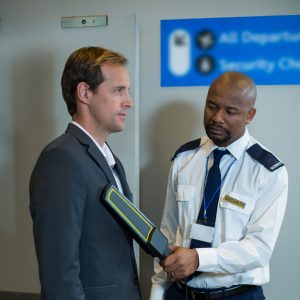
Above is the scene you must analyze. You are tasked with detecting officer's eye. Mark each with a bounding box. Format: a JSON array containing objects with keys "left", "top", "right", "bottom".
[
  {"left": 207, "top": 103, "right": 217, "bottom": 111},
  {"left": 227, "top": 109, "right": 238, "bottom": 115}
]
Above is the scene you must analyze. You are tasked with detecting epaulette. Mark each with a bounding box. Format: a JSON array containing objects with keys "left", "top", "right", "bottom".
[
  {"left": 246, "top": 143, "right": 284, "bottom": 172},
  {"left": 171, "top": 138, "right": 201, "bottom": 161}
]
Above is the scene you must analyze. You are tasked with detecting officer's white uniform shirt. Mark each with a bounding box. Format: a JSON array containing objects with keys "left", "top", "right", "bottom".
[{"left": 150, "top": 129, "right": 288, "bottom": 300}]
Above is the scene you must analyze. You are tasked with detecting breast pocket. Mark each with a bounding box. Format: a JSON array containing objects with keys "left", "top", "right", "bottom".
[
  {"left": 176, "top": 184, "right": 197, "bottom": 202},
  {"left": 219, "top": 192, "right": 255, "bottom": 240},
  {"left": 176, "top": 185, "right": 198, "bottom": 233}
]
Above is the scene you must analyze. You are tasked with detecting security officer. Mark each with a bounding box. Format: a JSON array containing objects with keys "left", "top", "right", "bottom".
[{"left": 150, "top": 71, "right": 288, "bottom": 300}]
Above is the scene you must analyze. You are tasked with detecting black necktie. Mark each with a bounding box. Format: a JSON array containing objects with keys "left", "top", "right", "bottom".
[
  {"left": 113, "top": 163, "right": 132, "bottom": 201},
  {"left": 190, "top": 149, "right": 229, "bottom": 248}
]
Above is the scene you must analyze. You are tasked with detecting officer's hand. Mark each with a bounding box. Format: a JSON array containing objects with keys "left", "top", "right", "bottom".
[{"left": 160, "top": 246, "right": 199, "bottom": 279}]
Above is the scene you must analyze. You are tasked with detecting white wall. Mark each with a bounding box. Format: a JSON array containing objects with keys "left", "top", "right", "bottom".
[{"left": 1, "top": 1, "right": 300, "bottom": 299}]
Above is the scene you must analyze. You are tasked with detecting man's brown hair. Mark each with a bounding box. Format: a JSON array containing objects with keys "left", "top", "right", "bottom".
[{"left": 61, "top": 47, "right": 128, "bottom": 115}]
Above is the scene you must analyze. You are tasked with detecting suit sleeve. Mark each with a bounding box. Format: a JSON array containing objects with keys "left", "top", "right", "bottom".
[{"left": 29, "top": 147, "right": 86, "bottom": 300}]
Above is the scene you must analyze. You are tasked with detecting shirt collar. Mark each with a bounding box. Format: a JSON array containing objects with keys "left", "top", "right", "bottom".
[
  {"left": 201, "top": 127, "right": 250, "bottom": 160},
  {"left": 226, "top": 128, "right": 250, "bottom": 160},
  {"left": 71, "top": 121, "right": 116, "bottom": 168}
]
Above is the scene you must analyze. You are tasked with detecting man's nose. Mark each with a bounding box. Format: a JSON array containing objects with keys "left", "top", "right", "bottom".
[
  {"left": 124, "top": 93, "right": 133, "bottom": 108},
  {"left": 212, "top": 109, "right": 224, "bottom": 123}
]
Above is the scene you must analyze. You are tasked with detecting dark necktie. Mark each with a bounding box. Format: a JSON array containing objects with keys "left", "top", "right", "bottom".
[{"left": 190, "top": 149, "right": 229, "bottom": 248}]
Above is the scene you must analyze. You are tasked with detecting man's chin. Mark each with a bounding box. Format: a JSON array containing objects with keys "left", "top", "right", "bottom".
[
  {"left": 207, "top": 132, "right": 228, "bottom": 146},
  {"left": 115, "top": 124, "right": 125, "bottom": 133}
]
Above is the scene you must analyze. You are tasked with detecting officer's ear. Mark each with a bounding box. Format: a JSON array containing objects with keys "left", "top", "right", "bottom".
[{"left": 245, "top": 107, "right": 256, "bottom": 125}]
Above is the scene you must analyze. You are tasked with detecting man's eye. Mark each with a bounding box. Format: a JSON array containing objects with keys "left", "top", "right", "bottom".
[
  {"left": 227, "top": 110, "right": 237, "bottom": 115},
  {"left": 208, "top": 104, "right": 217, "bottom": 111},
  {"left": 115, "top": 88, "right": 123, "bottom": 95}
]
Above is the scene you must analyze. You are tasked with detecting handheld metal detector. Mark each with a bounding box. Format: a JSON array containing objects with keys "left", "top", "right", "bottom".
[{"left": 101, "top": 184, "right": 172, "bottom": 260}]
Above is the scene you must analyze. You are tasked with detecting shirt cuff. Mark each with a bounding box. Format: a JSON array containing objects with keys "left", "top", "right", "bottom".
[
  {"left": 196, "top": 247, "right": 218, "bottom": 272},
  {"left": 149, "top": 283, "right": 166, "bottom": 300}
]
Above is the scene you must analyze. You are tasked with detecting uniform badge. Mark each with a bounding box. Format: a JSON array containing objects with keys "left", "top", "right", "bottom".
[{"left": 223, "top": 195, "right": 246, "bottom": 209}]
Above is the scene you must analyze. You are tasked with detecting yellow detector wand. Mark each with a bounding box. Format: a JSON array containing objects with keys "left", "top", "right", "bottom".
[{"left": 101, "top": 184, "right": 172, "bottom": 260}]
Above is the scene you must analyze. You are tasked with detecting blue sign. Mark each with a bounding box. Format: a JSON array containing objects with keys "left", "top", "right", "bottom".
[{"left": 161, "top": 15, "right": 300, "bottom": 86}]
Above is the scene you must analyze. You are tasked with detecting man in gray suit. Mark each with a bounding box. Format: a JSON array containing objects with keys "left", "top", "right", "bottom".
[{"left": 29, "top": 47, "right": 141, "bottom": 300}]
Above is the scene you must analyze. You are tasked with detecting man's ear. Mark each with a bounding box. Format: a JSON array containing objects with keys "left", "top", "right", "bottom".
[
  {"left": 245, "top": 107, "right": 256, "bottom": 125},
  {"left": 76, "top": 82, "right": 90, "bottom": 104}
]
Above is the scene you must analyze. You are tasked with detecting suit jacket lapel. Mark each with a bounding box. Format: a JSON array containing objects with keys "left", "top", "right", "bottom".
[
  {"left": 113, "top": 158, "right": 132, "bottom": 200},
  {"left": 65, "top": 123, "right": 117, "bottom": 186}
]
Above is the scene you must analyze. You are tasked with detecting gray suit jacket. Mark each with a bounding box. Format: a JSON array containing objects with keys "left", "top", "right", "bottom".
[{"left": 29, "top": 123, "right": 141, "bottom": 300}]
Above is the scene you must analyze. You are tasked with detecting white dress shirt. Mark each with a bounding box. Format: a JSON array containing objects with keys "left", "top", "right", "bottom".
[
  {"left": 71, "top": 121, "right": 123, "bottom": 193},
  {"left": 150, "top": 129, "right": 288, "bottom": 300}
]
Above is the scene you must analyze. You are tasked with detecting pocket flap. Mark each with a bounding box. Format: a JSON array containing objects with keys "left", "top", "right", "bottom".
[{"left": 176, "top": 185, "right": 196, "bottom": 202}]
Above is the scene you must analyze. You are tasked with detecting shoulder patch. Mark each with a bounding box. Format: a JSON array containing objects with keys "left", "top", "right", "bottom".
[
  {"left": 171, "top": 138, "right": 201, "bottom": 161},
  {"left": 246, "top": 143, "right": 284, "bottom": 172}
]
